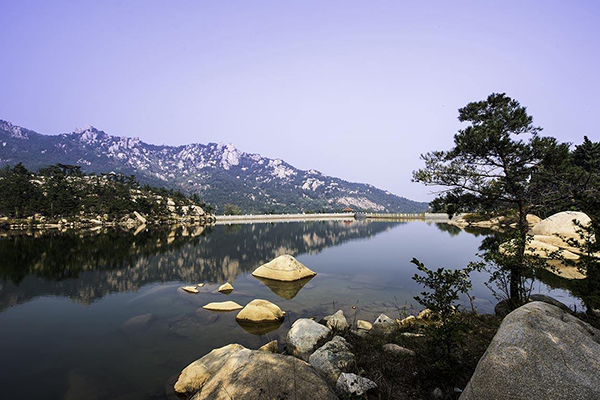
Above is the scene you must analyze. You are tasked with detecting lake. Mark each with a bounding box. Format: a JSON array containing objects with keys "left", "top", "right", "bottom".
[{"left": 0, "top": 220, "right": 580, "bottom": 400}]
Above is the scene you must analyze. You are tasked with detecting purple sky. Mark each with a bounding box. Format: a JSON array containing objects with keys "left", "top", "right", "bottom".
[{"left": 1, "top": 1, "right": 598, "bottom": 201}]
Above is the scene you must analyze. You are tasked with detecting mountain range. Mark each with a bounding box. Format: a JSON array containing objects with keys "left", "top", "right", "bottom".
[{"left": 0, "top": 119, "right": 428, "bottom": 213}]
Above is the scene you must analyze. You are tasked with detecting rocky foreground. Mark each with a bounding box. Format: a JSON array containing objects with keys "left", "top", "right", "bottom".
[{"left": 169, "top": 296, "right": 600, "bottom": 400}]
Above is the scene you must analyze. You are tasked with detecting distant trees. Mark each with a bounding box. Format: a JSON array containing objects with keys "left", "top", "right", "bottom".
[
  {"left": 223, "top": 203, "right": 242, "bottom": 215},
  {"left": 0, "top": 163, "right": 209, "bottom": 220},
  {"left": 0, "top": 163, "right": 44, "bottom": 218}
]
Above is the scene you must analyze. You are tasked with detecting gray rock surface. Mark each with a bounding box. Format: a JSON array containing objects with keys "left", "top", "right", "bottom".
[
  {"left": 494, "top": 295, "right": 571, "bottom": 318},
  {"left": 286, "top": 318, "right": 331, "bottom": 361},
  {"left": 321, "top": 310, "right": 349, "bottom": 331},
  {"left": 309, "top": 336, "right": 355, "bottom": 387},
  {"left": 460, "top": 302, "right": 600, "bottom": 400},
  {"left": 175, "top": 344, "right": 338, "bottom": 400},
  {"left": 372, "top": 313, "right": 396, "bottom": 334},
  {"left": 258, "top": 340, "right": 279, "bottom": 353},
  {"left": 382, "top": 343, "right": 415, "bottom": 358},
  {"left": 336, "top": 372, "right": 377, "bottom": 396}
]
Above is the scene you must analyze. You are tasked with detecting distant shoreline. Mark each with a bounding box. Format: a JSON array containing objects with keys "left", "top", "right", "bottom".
[{"left": 215, "top": 212, "right": 449, "bottom": 224}]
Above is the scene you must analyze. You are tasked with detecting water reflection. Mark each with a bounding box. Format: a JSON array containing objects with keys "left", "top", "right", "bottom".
[
  {"left": 255, "top": 276, "right": 315, "bottom": 300},
  {"left": 0, "top": 221, "right": 400, "bottom": 311}
]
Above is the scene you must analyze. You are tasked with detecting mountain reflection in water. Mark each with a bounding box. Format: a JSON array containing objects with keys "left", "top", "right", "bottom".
[
  {"left": 0, "top": 221, "right": 401, "bottom": 311},
  {"left": 0, "top": 220, "right": 584, "bottom": 400}
]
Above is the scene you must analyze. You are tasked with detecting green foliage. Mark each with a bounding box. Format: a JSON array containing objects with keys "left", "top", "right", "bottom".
[
  {"left": 223, "top": 203, "right": 242, "bottom": 215},
  {"left": 413, "top": 93, "right": 564, "bottom": 304},
  {"left": 411, "top": 258, "right": 476, "bottom": 370}
]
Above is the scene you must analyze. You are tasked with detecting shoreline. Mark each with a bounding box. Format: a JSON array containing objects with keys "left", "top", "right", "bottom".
[{"left": 215, "top": 212, "right": 450, "bottom": 224}]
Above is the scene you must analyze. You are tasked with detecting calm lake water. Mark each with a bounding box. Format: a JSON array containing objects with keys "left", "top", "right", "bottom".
[{"left": 0, "top": 220, "right": 580, "bottom": 400}]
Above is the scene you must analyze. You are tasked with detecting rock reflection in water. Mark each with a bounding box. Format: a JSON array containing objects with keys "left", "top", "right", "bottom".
[
  {"left": 236, "top": 319, "right": 284, "bottom": 336},
  {"left": 254, "top": 275, "right": 314, "bottom": 300}
]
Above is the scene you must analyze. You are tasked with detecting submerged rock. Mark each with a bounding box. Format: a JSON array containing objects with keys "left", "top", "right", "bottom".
[
  {"left": 121, "top": 313, "right": 155, "bottom": 334},
  {"left": 321, "top": 310, "right": 349, "bottom": 331},
  {"left": 309, "top": 336, "right": 355, "bottom": 387},
  {"left": 286, "top": 318, "right": 332, "bottom": 361},
  {"left": 174, "top": 344, "right": 337, "bottom": 400},
  {"left": 252, "top": 254, "right": 317, "bottom": 282},
  {"left": 235, "top": 299, "right": 285, "bottom": 323},
  {"left": 336, "top": 372, "right": 377, "bottom": 396},
  {"left": 202, "top": 301, "right": 243, "bottom": 312},
  {"left": 460, "top": 302, "right": 600, "bottom": 400}
]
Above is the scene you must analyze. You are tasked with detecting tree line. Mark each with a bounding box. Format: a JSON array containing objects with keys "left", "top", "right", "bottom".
[{"left": 0, "top": 163, "right": 212, "bottom": 220}]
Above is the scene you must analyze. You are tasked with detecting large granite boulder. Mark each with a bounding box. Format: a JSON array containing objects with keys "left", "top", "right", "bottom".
[
  {"left": 309, "top": 336, "right": 355, "bottom": 387},
  {"left": 286, "top": 318, "right": 332, "bottom": 361},
  {"left": 175, "top": 344, "right": 338, "bottom": 400},
  {"left": 530, "top": 211, "right": 592, "bottom": 238},
  {"left": 174, "top": 344, "right": 244, "bottom": 396},
  {"left": 252, "top": 255, "right": 317, "bottom": 281},
  {"left": 461, "top": 302, "right": 600, "bottom": 400}
]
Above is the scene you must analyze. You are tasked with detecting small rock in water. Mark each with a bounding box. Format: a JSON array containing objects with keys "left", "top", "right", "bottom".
[
  {"left": 382, "top": 343, "right": 415, "bottom": 358},
  {"left": 218, "top": 282, "right": 234, "bottom": 293},
  {"left": 202, "top": 301, "right": 243, "bottom": 311},
  {"left": 336, "top": 372, "right": 377, "bottom": 396},
  {"left": 357, "top": 320, "right": 372, "bottom": 331},
  {"left": 181, "top": 286, "right": 199, "bottom": 294},
  {"left": 258, "top": 340, "right": 279, "bottom": 353}
]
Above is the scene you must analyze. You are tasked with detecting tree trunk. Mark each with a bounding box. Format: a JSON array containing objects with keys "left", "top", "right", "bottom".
[{"left": 510, "top": 201, "right": 528, "bottom": 307}]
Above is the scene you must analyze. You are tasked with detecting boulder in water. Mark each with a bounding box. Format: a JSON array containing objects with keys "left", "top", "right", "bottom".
[
  {"left": 202, "top": 301, "right": 243, "bottom": 312},
  {"left": 235, "top": 299, "right": 285, "bottom": 323},
  {"left": 252, "top": 255, "right": 317, "bottom": 282},
  {"left": 217, "top": 283, "right": 234, "bottom": 294}
]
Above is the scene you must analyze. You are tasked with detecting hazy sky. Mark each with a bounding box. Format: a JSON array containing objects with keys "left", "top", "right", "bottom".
[{"left": 1, "top": 1, "right": 598, "bottom": 201}]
